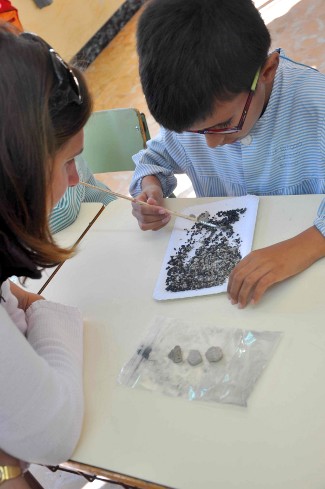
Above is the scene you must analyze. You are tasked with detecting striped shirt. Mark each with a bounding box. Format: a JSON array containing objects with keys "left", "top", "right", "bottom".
[
  {"left": 50, "top": 156, "right": 115, "bottom": 234},
  {"left": 130, "top": 50, "right": 325, "bottom": 235}
]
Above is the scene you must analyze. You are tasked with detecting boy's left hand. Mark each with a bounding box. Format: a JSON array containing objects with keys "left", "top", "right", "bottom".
[{"left": 227, "top": 226, "right": 325, "bottom": 308}]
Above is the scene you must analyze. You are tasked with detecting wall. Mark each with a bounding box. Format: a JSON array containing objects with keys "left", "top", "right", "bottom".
[{"left": 14, "top": 0, "right": 125, "bottom": 60}]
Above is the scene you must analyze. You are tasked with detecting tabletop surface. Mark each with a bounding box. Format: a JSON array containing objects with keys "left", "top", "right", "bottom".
[{"left": 28, "top": 195, "right": 325, "bottom": 489}]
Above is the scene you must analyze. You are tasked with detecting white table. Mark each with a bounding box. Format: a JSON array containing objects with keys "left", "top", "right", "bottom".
[{"left": 28, "top": 195, "right": 325, "bottom": 489}]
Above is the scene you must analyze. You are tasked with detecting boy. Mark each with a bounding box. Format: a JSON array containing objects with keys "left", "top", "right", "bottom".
[
  {"left": 50, "top": 155, "right": 115, "bottom": 233},
  {"left": 129, "top": 0, "right": 325, "bottom": 308}
]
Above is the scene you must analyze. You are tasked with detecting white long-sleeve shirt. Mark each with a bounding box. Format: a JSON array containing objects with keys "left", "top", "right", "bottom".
[{"left": 0, "top": 280, "right": 84, "bottom": 465}]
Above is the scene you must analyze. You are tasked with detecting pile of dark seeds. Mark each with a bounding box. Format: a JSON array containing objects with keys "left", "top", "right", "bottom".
[{"left": 165, "top": 208, "right": 246, "bottom": 292}]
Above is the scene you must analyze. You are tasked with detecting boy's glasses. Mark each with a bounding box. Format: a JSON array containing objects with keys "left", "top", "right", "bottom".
[
  {"left": 187, "top": 68, "right": 260, "bottom": 135},
  {"left": 21, "top": 32, "right": 82, "bottom": 111}
]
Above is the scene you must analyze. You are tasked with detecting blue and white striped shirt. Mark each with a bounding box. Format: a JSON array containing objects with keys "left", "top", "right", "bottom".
[
  {"left": 50, "top": 156, "right": 115, "bottom": 234},
  {"left": 130, "top": 51, "right": 325, "bottom": 235}
]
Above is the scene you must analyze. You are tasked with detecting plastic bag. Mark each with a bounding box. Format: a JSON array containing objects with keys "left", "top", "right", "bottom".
[{"left": 118, "top": 316, "right": 282, "bottom": 407}]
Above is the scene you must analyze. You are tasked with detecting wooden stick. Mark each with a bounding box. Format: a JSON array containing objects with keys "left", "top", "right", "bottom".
[
  {"left": 80, "top": 181, "right": 200, "bottom": 223},
  {"left": 38, "top": 204, "right": 106, "bottom": 295}
]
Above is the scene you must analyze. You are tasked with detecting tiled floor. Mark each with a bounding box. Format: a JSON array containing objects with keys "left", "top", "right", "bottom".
[{"left": 31, "top": 1, "right": 325, "bottom": 487}]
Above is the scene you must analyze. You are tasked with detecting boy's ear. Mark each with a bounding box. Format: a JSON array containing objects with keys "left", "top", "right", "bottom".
[{"left": 260, "top": 51, "right": 280, "bottom": 84}]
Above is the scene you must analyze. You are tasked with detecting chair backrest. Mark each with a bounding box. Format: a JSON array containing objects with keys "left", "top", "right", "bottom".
[{"left": 82, "top": 108, "right": 150, "bottom": 173}]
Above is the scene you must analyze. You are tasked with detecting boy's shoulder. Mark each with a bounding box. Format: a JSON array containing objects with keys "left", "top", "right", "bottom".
[
  {"left": 278, "top": 51, "right": 325, "bottom": 86},
  {"left": 276, "top": 50, "right": 325, "bottom": 105}
]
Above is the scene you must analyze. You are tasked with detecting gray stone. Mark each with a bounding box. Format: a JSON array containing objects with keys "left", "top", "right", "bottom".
[
  {"left": 197, "top": 211, "right": 210, "bottom": 222},
  {"left": 168, "top": 345, "right": 183, "bottom": 363},
  {"left": 205, "top": 346, "right": 223, "bottom": 363},
  {"left": 187, "top": 349, "right": 203, "bottom": 366}
]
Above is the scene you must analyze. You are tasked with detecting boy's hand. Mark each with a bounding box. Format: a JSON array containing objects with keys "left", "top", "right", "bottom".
[
  {"left": 227, "top": 226, "right": 325, "bottom": 308},
  {"left": 131, "top": 176, "right": 171, "bottom": 231},
  {"left": 9, "top": 281, "right": 44, "bottom": 312}
]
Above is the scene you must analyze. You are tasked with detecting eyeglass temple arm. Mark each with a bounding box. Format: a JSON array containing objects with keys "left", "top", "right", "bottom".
[{"left": 237, "top": 67, "right": 261, "bottom": 128}]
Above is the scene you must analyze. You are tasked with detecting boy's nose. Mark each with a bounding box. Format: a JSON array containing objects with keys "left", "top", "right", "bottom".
[{"left": 204, "top": 133, "right": 227, "bottom": 148}]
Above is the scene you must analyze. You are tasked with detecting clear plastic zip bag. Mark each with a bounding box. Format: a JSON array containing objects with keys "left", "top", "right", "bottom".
[{"left": 118, "top": 316, "right": 282, "bottom": 407}]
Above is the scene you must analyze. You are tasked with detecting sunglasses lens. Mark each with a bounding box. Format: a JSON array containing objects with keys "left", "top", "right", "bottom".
[
  {"left": 21, "top": 33, "right": 82, "bottom": 111},
  {"left": 49, "top": 50, "right": 82, "bottom": 104}
]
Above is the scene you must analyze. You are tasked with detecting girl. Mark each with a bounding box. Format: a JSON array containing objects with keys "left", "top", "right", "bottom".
[{"left": 0, "top": 24, "right": 92, "bottom": 485}]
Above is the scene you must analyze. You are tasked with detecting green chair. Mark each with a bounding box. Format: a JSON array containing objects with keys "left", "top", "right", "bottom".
[{"left": 82, "top": 108, "right": 150, "bottom": 174}]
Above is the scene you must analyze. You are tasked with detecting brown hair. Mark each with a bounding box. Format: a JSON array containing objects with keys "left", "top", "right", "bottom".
[{"left": 0, "top": 24, "right": 93, "bottom": 282}]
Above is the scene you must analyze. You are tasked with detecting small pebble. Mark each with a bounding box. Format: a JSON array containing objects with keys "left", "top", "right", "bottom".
[
  {"left": 205, "top": 346, "right": 223, "bottom": 363},
  {"left": 187, "top": 349, "right": 203, "bottom": 366},
  {"left": 197, "top": 211, "right": 210, "bottom": 221},
  {"left": 168, "top": 345, "right": 183, "bottom": 363}
]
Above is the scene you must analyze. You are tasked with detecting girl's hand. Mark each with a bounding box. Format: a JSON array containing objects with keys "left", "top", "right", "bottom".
[
  {"left": 0, "top": 450, "right": 29, "bottom": 489},
  {"left": 9, "top": 282, "right": 44, "bottom": 312}
]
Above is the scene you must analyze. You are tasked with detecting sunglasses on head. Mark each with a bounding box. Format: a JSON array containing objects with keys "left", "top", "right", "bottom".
[{"left": 21, "top": 32, "right": 83, "bottom": 113}]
